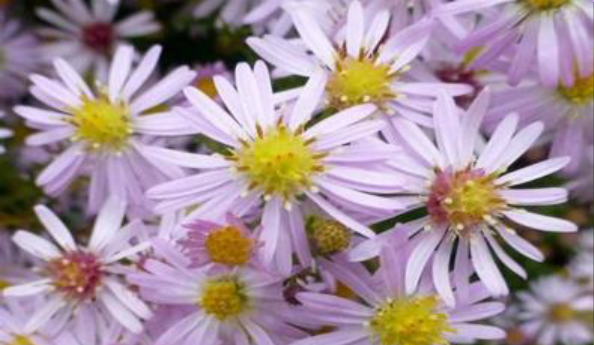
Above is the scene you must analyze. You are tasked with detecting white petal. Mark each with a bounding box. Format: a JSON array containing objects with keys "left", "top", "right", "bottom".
[{"left": 34, "top": 205, "right": 76, "bottom": 251}]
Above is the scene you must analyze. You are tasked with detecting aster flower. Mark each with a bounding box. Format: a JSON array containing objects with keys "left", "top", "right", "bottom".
[
  {"left": 291, "top": 232, "right": 506, "bottom": 345},
  {"left": 248, "top": 0, "right": 470, "bottom": 122},
  {"left": 354, "top": 89, "right": 577, "bottom": 303},
  {"left": 177, "top": 214, "right": 261, "bottom": 269},
  {"left": 3, "top": 198, "right": 152, "bottom": 334},
  {"left": 0, "top": 11, "right": 39, "bottom": 100},
  {"left": 517, "top": 275, "right": 593, "bottom": 345},
  {"left": 14, "top": 45, "right": 195, "bottom": 215},
  {"left": 37, "top": 0, "right": 161, "bottom": 78},
  {"left": 0, "top": 299, "right": 80, "bottom": 345},
  {"left": 0, "top": 112, "right": 11, "bottom": 154},
  {"left": 129, "top": 240, "right": 307, "bottom": 345},
  {"left": 436, "top": 0, "right": 593, "bottom": 87},
  {"left": 487, "top": 72, "right": 593, "bottom": 174},
  {"left": 148, "top": 61, "right": 408, "bottom": 274}
]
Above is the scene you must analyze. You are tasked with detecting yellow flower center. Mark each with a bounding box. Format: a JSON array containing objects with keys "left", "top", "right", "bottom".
[
  {"left": 548, "top": 303, "right": 576, "bottom": 323},
  {"left": 309, "top": 217, "right": 352, "bottom": 255},
  {"left": 196, "top": 78, "right": 219, "bottom": 99},
  {"left": 0, "top": 279, "right": 11, "bottom": 290},
  {"left": 428, "top": 168, "right": 505, "bottom": 232},
  {"left": 200, "top": 278, "right": 247, "bottom": 320},
  {"left": 232, "top": 125, "right": 325, "bottom": 200},
  {"left": 523, "top": 0, "right": 571, "bottom": 10},
  {"left": 328, "top": 56, "right": 395, "bottom": 109},
  {"left": 558, "top": 74, "right": 594, "bottom": 105},
  {"left": 371, "top": 296, "right": 455, "bottom": 345},
  {"left": 205, "top": 226, "right": 253, "bottom": 266},
  {"left": 70, "top": 95, "right": 132, "bottom": 151},
  {"left": 8, "top": 335, "right": 35, "bottom": 345}
]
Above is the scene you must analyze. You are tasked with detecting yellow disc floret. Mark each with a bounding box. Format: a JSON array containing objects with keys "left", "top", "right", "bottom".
[
  {"left": 70, "top": 95, "right": 132, "bottom": 151},
  {"left": 205, "top": 226, "right": 253, "bottom": 266},
  {"left": 548, "top": 303, "right": 576, "bottom": 323},
  {"left": 328, "top": 56, "right": 395, "bottom": 109},
  {"left": 371, "top": 296, "right": 455, "bottom": 345},
  {"left": 558, "top": 74, "right": 594, "bottom": 105},
  {"left": 309, "top": 218, "right": 352, "bottom": 255},
  {"left": 200, "top": 278, "right": 247, "bottom": 320},
  {"left": 523, "top": 0, "right": 571, "bottom": 10},
  {"left": 9, "top": 335, "right": 35, "bottom": 345},
  {"left": 233, "top": 125, "right": 325, "bottom": 200}
]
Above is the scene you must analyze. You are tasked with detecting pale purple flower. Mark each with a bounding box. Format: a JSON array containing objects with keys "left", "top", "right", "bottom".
[
  {"left": 248, "top": 0, "right": 470, "bottom": 123},
  {"left": 177, "top": 213, "right": 262, "bottom": 269},
  {"left": 14, "top": 45, "right": 195, "bottom": 215},
  {"left": 487, "top": 72, "right": 593, "bottom": 174},
  {"left": 291, "top": 232, "right": 506, "bottom": 345},
  {"left": 569, "top": 229, "right": 594, "bottom": 292},
  {"left": 147, "top": 61, "right": 408, "bottom": 275},
  {"left": 436, "top": 0, "right": 593, "bottom": 87},
  {"left": 0, "top": 11, "right": 39, "bottom": 100},
  {"left": 37, "top": 0, "right": 161, "bottom": 79},
  {"left": 3, "top": 198, "right": 153, "bottom": 334},
  {"left": 354, "top": 89, "right": 577, "bottom": 303},
  {"left": 0, "top": 299, "right": 80, "bottom": 345},
  {"left": 0, "top": 231, "right": 36, "bottom": 289},
  {"left": 517, "top": 275, "right": 593, "bottom": 345},
  {"left": 129, "top": 240, "right": 306, "bottom": 345},
  {"left": 0, "top": 112, "right": 11, "bottom": 154}
]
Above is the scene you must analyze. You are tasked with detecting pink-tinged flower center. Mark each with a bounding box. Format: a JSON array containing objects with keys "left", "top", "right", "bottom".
[
  {"left": 82, "top": 22, "right": 114, "bottom": 54},
  {"left": 428, "top": 168, "right": 505, "bottom": 232},
  {"left": 47, "top": 251, "right": 103, "bottom": 300}
]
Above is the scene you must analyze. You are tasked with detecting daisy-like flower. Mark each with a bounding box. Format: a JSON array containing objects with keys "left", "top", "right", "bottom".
[
  {"left": 517, "top": 275, "right": 593, "bottom": 345},
  {"left": 129, "top": 240, "right": 306, "bottom": 345},
  {"left": 0, "top": 299, "right": 81, "bottom": 345},
  {"left": 147, "top": 61, "right": 407, "bottom": 274},
  {"left": 177, "top": 214, "right": 261, "bottom": 269},
  {"left": 291, "top": 232, "right": 506, "bottom": 345},
  {"left": 356, "top": 89, "right": 577, "bottom": 303},
  {"left": 248, "top": 0, "right": 470, "bottom": 122},
  {"left": 0, "top": 112, "right": 11, "bottom": 154},
  {"left": 14, "top": 45, "right": 195, "bottom": 215},
  {"left": 0, "top": 11, "right": 39, "bottom": 100},
  {"left": 436, "top": 0, "right": 593, "bottom": 87},
  {"left": 487, "top": 72, "right": 593, "bottom": 174},
  {"left": 37, "top": 0, "right": 161, "bottom": 78},
  {"left": 3, "top": 198, "right": 153, "bottom": 334}
]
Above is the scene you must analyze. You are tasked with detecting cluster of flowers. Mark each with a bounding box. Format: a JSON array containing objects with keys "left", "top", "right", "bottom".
[{"left": 0, "top": 0, "right": 591, "bottom": 345}]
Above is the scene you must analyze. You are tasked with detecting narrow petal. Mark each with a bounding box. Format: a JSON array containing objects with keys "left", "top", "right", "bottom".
[{"left": 503, "top": 210, "right": 577, "bottom": 233}]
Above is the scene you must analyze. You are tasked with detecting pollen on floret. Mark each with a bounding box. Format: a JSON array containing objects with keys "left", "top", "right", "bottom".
[
  {"left": 47, "top": 250, "right": 103, "bottom": 301},
  {"left": 428, "top": 168, "right": 505, "bottom": 234},
  {"left": 9, "top": 335, "right": 35, "bottom": 345},
  {"left": 327, "top": 55, "right": 396, "bottom": 109},
  {"left": 558, "top": 74, "right": 594, "bottom": 106},
  {"left": 523, "top": 0, "right": 571, "bottom": 10},
  {"left": 370, "top": 296, "right": 455, "bottom": 345},
  {"left": 308, "top": 217, "right": 352, "bottom": 255},
  {"left": 231, "top": 124, "right": 325, "bottom": 200},
  {"left": 200, "top": 278, "right": 248, "bottom": 320},
  {"left": 547, "top": 303, "right": 577, "bottom": 323},
  {"left": 70, "top": 95, "right": 132, "bottom": 151},
  {"left": 205, "top": 226, "right": 254, "bottom": 266},
  {"left": 0, "top": 279, "right": 11, "bottom": 290}
]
